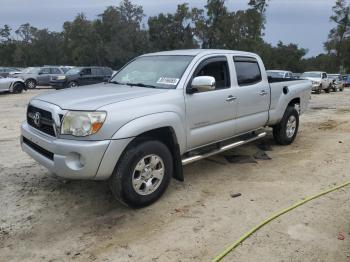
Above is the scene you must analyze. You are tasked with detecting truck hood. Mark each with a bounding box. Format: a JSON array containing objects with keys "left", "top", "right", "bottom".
[{"left": 34, "top": 83, "right": 169, "bottom": 110}]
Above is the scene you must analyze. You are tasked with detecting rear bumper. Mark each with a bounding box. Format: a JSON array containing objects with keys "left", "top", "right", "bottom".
[{"left": 21, "top": 121, "right": 132, "bottom": 180}]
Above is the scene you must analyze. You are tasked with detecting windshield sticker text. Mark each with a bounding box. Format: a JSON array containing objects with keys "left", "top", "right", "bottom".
[{"left": 157, "top": 77, "right": 179, "bottom": 85}]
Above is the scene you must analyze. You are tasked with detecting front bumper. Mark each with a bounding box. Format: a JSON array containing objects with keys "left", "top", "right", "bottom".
[{"left": 21, "top": 121, "right": 132, "bottom": 180}]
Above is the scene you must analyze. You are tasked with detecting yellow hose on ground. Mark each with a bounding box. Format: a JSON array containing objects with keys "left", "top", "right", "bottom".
[{"left": 212, "top": 181, "right": 350, "bottom": 262}]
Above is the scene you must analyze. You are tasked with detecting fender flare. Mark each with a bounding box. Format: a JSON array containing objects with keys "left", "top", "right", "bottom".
[{"left": 112, "top": 112, "right": 187, "bottom": 153}]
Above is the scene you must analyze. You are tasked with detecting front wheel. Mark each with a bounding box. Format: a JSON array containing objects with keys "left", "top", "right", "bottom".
[
  {"left": 325, "top": 84, "right": 331, "bottom": 93},
  {"left": 109, "top": 140, "right": 173, "bottom": 208},
  {"left": 273, "top": 106, "right": 299, "bottom": 145},
  {"left": 12, "top": 83, "right": 24, "bottom": 93}
]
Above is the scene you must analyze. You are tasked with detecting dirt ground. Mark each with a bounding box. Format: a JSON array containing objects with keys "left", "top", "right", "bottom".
[{"left": 0, "top": 87, "right": 350, "bottom": 262}]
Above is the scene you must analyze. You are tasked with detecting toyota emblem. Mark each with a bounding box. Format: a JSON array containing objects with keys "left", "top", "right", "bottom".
[{"left": 33, "top": 112, "right": 41, "bottom": 127}]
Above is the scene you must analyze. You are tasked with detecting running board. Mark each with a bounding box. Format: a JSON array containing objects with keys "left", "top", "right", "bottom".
[{"left": 181, "top": 132, "right": 267, "bottom": 165}]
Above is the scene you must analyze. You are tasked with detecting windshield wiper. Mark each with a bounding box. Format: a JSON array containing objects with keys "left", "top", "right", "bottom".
[
  {"left": 125, "top": 83, "right": 157, "bottom": 88},
  {"left": 109, "top": 80, "right": 125, "bottom": 85}
]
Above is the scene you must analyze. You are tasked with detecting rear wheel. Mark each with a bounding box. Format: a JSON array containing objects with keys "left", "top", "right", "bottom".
[
  {"left": 273, "top": 106, "right": 299, "bottom": 145},
  {"left": 68, "top": 81, "right": 78, "bottom": 88},
  {"left": 25, "top": 79, "right": 36, "bottom": 89},
  {"left": 109, "top": 140, "right": 173, "bottom": 208}
]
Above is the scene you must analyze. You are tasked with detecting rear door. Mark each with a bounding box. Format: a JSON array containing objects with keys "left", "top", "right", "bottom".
[
  {"left": 232, "top": 56, "right": 270, "bottom": 134},
  {"left": 185, "top": 56, "right": 237, "bottom": 149},
  {"left": 79, "top": 68, "right": 94, "bottom": 86},
  {"left": 91, "top": 68, "right": 104, "bottom": 84}
]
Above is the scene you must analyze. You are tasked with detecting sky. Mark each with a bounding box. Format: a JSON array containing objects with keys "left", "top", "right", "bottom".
[{"left": 0, "top": 0, "right": 335, "bottom": 57}]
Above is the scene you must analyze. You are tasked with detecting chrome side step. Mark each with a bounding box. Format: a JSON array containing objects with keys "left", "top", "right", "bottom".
[{"left": 181, "top": 132, "right": 267, "bottom": 165}]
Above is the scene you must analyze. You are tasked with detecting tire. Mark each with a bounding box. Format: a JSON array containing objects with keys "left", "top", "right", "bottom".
[
  {"left": 315, "top": 85, "right": 322, "bottom": 94},
  {"left": 273, "top": 106, "right": 299, "bottom": 145},
  {"left": 67, "top": 81, "right": 78, "bottom": 88},
  {"left": 109, "top": 140, "right": 173, "bottom": 208},
  {"left": 25, "top": 79, "right": 36, "bottom": 89},
  {"left": 325, "top": 84, "right": 331, "bottom": 93},
  {"left": 12, "top": 83, "right": 24, "bottom": 94}
]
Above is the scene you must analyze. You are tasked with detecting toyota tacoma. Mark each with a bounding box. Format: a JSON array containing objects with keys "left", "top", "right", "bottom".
[{"left": 21, "top": 49, "right": 312, "bottom": 207}]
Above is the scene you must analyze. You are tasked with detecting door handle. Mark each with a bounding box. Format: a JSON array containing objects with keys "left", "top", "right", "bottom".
[
  {"left": 259, "top": 90, "right": 268, "bottom": 96},
  {"left": 226, "top": 95, "right": 237, "bottom": 102}
]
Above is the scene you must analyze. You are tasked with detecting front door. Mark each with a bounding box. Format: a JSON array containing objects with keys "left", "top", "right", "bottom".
[{"left": 185, "top": 56, "right": 237, "bottom": 149}]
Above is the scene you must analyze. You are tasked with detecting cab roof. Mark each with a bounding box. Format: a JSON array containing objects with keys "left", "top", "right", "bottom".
[{"left": 141, "top": 49, "right": 258, "bottom": 58}]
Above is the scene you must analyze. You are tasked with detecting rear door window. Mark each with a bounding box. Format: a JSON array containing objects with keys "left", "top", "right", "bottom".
[
  {"left": 51, "top": 68, "right": 61, "bottom": 74},
  {"left": 81, "top": 68, "right": 92, "bottom": 75},
  {"left": 92, "top": 68, "right": 104, "bottom": 75},
  {"left": 233, "top": 57, "right": 262, "bottom": 86},
  {"left": 41, "top": 68, "right": 51, "bottom": 74}
]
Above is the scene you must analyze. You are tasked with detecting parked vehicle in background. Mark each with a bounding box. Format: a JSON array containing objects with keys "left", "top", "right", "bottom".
[
  {"left": 293, "top": 73, "right": 302, "bottom": 79},
  {"left": 267, "top": 70, "right": 294, "bottom": 79},
  {"left": 301, "top": 71, "right": 332, "bottom": 94},
  {"left": 8, "top": 68, "right": 24, "bottom": 77},
  {"left": 59, "top": 66, "right": 75, "bottom": 73},
  {"left": 342, "top": 75, "right": 350, "bottom": 87},
  {"left": 0, "top": 76, "right": 26, "bottom": 94},
  {"left": 0, "top": 67, "right": 21, "bottom": 78},
  {"left": 21, "top": 49, "right": 312, "bottom": 207},
  {"left": 15, "top": 66, "right": 65, "bottom": 89},
  {"left": 50, "top": 66, "right": 113, "bottom": 89},
  {"left": 328, "top": 74, "right": 344, "bottom": 92}
]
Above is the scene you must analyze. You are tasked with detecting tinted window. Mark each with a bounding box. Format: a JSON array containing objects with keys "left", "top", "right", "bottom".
[
  {"left": 81, "top": 68, "right": 91, "bottom": 75},
  {"left": 92, "top": 68, "right": 103, "bottom": 75},
  {"left": 195, "top": 59, "right": 230, "bottom": 90},
  {"left": 234, "top": 57, "right": 262, "bottom": 86},
  {"left": 51, "top": 68, "right": 61, "bottom": 74},
  {"left": 41, "top": 68, "right": 50, "bottom": 74}
]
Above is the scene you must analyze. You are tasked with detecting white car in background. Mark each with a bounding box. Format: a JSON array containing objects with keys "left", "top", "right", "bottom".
[
  {"left": 0, "top": 76, "right": 26, "bottom": 94},
  {"left": 301, "top": 71, "right": 332, "bottom": 94},
  {"left": 267, "top": 70, "right": 294, "bottom": 79}
]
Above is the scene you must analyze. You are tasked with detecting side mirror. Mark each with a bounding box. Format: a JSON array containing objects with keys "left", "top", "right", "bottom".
[{"left": 188, "top": 76, "right": 216, "bottom": 93}]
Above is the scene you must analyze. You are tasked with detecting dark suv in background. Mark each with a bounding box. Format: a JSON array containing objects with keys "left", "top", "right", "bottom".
[{"left": 50, "top": 67, "right": 113, "bottom": 89}]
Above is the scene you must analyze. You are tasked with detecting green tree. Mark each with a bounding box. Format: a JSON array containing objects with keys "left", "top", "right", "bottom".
[
  {"left": 324, "top": 0, "right": 350, "bottom": 71},
  {"left": 148, "top": 4, "right": 198, "bottom": 51},
  {"left": 96, "top": 0, "right": 147, "bottom": 68}
]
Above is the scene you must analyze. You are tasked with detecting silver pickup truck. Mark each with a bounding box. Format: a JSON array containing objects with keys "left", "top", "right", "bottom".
[{"left": 21, "top": 49, "right": 311, "bottom": 207}]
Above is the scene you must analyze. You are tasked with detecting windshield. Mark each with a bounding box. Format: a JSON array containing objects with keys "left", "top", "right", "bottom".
[
  {"left": 111, "top": 55, "right": 194, "bottom": 89},
  {"left": 65, "top": 68, "right": 82, "bottom": 75},
  {"left": 22, "top": 67, "right": 40, "bottom": 74},
  {"left": 267, "top": 71, "right": 285, "bottom": 78},
  {"left": 301, "top": 72, "right": 321, "bottom": 78}
]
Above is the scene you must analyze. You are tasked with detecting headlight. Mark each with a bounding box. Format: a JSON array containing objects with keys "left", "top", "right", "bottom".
[
  {"left": 57, "top": 75, "right": 66, "bottom": 80},
  {"left": 61, "top": 111, "right": 107, "bottom": 136}
]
